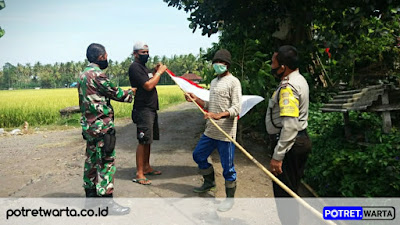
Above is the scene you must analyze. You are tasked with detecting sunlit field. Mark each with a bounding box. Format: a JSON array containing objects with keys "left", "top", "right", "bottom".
[{"left": 0, "top": 85, "right": 185, "bottom": 128}]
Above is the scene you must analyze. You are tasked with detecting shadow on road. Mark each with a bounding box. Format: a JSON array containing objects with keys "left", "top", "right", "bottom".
[{"left": 116, "top": 165, "right": 198, "bottom": 181}]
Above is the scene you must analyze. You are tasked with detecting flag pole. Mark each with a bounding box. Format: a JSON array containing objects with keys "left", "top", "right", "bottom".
[{"left": 166, "top": 70, "right": 336, "bottom": 225}]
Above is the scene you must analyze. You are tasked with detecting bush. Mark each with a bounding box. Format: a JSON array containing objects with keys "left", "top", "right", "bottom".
[{"left": 304, "top": 104, "right": 400, "bottom": 197}]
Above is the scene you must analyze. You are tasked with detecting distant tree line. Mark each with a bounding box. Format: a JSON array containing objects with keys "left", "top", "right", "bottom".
[{"left": 0, "top": 52, "right": 210, "bottom": 89}]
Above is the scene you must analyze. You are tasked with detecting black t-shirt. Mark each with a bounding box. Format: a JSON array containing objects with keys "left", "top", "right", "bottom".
[{"left": 128, "top": 61, "right": 159, "bottom": 110}]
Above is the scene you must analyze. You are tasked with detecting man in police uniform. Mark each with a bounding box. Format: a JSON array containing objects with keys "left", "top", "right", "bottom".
[
  {"left": 78, "top": 43, "right": 135, "bottom": 214},
  {"left": 265, "top": 45, "right": 312, "bottom": 225}
]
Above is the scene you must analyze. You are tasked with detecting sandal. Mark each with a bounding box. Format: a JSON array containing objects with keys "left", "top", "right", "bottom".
[{"left": 132, "top": 178, "right": 152, "bottom": 185}]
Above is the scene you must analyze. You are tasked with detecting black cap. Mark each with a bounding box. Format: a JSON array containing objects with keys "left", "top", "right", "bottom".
[{"left": 212, "top": 49, "right": 231, "bottom": 65}]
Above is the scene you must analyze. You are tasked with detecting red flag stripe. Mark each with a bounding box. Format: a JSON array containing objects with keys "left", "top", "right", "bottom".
[{"left": 166, "top": 69, "right": 204, "bottom": 89}]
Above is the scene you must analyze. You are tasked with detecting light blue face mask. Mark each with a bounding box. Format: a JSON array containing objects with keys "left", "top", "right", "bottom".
[{"left": 213, "top": 63, "right": 227, "bottom": 75}]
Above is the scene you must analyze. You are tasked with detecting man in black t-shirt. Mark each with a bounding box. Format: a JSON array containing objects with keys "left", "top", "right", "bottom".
[{"left": 129, "top": 41, "right": 167, "bottom": 185}]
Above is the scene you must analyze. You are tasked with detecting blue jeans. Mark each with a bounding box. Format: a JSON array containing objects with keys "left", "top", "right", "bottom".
[{"left": 193, "top": 134, "right": 236, "bottom": 181}]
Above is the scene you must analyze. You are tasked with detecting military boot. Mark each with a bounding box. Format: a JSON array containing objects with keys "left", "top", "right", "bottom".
[
  {"left": 85, "top": 188, "right": 98, "bottom": 197},
  {"left": 102, "top": 193, "right": 131, "bottom": 215},
  {"left": 84, "top": 188, "right": 100, "bottom": 209},
  {"left": 217, "top": 180, "right": 236, "bottom": 212},
  {"left": 193, "top": 167, "right": 216, "bottom": 193}
]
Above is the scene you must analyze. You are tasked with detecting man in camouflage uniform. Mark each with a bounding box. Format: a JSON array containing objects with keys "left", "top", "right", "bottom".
[{"left": 78, "top": 43, "right": 135, "bottom": 214}]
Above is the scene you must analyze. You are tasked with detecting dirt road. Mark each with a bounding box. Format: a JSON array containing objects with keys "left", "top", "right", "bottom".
[{"left": 0, "top": 102, "right": 273, "bottom": 198}]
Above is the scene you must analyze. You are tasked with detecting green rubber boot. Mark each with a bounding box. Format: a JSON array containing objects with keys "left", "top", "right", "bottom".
[
  {"left": 193, "top": 170, "right": 216, "bottom": 193},
  {"left": 217, "top": 180, "right": 236, "bottom": 212}
]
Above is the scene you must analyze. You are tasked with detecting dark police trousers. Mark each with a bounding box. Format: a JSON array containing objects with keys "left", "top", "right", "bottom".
[{"left": 270, "top": 130, "right": 312, "bottom": 225}]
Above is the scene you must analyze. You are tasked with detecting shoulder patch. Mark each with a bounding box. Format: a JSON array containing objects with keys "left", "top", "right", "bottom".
[{"left": 279, "top": 86, "right": 299, "bottom": 117}]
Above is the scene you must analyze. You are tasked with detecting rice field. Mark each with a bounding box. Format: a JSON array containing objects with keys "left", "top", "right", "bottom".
[{"left": 0, "top": 85, "right": 185, "bottom": 128}]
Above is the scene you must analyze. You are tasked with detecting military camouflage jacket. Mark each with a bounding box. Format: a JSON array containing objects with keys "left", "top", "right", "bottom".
[{"left": 78, "top": 63, "right": 133, "bottom": 140}]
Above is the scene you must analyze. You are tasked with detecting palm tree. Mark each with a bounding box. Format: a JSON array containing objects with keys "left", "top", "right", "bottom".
[{"left": 16, "top": 63, "right": 25, "bottom": 88}]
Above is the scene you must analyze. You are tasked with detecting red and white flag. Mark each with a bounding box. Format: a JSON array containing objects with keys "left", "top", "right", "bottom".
[{"left": 166, "top": 69, "right": 264, "bottom": 118}]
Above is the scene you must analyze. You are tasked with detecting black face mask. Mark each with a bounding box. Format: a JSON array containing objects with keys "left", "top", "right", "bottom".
[
  {"left": 138, "top": 54, "right": 149, "bottom": 64},
  {"left": 96, "top": 60, "right": 108, "bottom": 70},
  {"left": 271, "top": 66, "right": 285, "bottom": 80}
]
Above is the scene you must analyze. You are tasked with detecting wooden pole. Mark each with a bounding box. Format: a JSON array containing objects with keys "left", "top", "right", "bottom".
[
  {"left": 343, "top": 111, "right": 351, "bottom": 139},
  {"left": 381, "top": 90, "right": 392, "bottom": 133}
]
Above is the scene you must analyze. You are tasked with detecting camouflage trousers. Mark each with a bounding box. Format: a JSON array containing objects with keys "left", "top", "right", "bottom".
[{"left": 83, "top": 135, "right": 116, "bottom": 196}]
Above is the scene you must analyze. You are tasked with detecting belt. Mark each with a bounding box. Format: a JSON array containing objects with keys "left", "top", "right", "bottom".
[
  {"left": 269, "top": 129, "right": 308, "bottom": 150},
  {"left": 269, "top": 129, "right": 307, "bottom": 140}
]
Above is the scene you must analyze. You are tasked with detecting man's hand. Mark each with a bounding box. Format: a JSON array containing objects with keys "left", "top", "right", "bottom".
[
  {"left": 270, "top": 158, "right": 283, "bottom": 176},
  {"left": 184, "top": 93, "right": 197, "bottom": 102},
  {"left": 204, "top": 112, "right": 222, "bottom": 120},
  {"left": 156, "top": 63, "right": 167, "bottom": 75},
  {"left": 131, "top": 87, "right": 137, "bottom": 95},
  {"left": 154, "top": 63, "right": 161, "bottom": 71}
]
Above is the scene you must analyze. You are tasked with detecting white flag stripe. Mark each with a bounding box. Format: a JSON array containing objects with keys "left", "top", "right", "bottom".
[
  {"left": 169, "top": 74, "right": 264, "bottom": 118},
  {"left": 239, "top": 95, "right": 265, "bottom": 118},
  {"left": 170, "top": 76, "right": 210, "bottom": 101}
]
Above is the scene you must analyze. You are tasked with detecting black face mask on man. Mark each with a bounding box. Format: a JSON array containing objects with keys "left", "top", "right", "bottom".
[
  {"left": 138, "top": 54, "right": 149, "bottom": 64},
  {"left": 96, "top": 60, "right": 109, "bottom": 70},
  {"left": 271, "top": 66, "right": 285, "bottom": 80}
]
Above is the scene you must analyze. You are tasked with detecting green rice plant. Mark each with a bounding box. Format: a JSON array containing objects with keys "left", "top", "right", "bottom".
[{"left": 0, "top": 85, "right": 185, "bottom": 128}]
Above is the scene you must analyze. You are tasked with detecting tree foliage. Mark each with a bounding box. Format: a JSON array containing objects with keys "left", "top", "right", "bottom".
[
  {"left": 164, "top": 0, "right": 400, "bottom": 88},
  {"left": 164, "top": 0, "right": 400, "bottom": 128},
  {"left": 0, "top": 0, "right": 5, "bottom": 38}
]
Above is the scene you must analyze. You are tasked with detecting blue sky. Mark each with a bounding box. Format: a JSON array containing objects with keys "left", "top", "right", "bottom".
[{"left": 0, "top": 0, "right": 219, "bottom": 67}]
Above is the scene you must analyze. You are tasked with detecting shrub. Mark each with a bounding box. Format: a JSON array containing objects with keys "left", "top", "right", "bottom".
[{"left": 304, "top": 104, "right": 400, "bottom": 197}]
